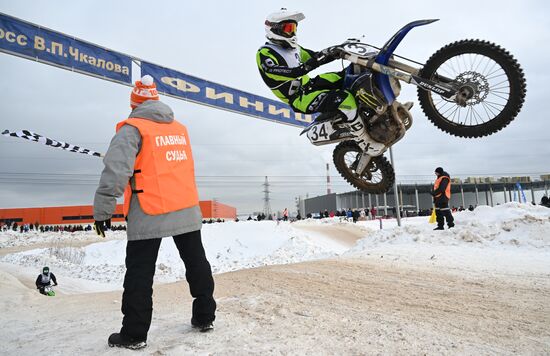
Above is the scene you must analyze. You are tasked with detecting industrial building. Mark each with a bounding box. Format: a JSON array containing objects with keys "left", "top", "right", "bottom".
[
  {"left": 301, "top": 179, "right": 550, "bottom": 217},
  {"left": 0, "top": 200, "right": 236, "bottom": 225}
]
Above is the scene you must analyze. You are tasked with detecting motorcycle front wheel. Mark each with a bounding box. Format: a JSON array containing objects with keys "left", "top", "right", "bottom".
[
  {"left": 418, "top": 39, "right": 526, "bottom": 138},
  {"left": 333, "top": 141, "right": 394, "bottom": 193}
]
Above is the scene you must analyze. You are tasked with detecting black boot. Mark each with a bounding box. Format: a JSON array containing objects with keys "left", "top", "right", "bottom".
[
  {"left": 191, "top": 318, "right": 214, "bottom": 333},
  {"left": 108, "top": 333, "right": 147, "bottom": 350},
  {"left": 433, "top": 226, "right": 444, "bottom": 231}
]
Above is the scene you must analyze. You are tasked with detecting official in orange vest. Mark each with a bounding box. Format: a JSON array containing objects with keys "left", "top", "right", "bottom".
[
  {"left": 93, "top": 75, "right": 216, "bottom": 350},
  {"left": 430, "top": 167, "right": 455, "bottom": 230}
]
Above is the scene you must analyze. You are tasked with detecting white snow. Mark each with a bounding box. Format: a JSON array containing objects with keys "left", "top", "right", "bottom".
[
  {"left": 1, "top": 202, "right": 548, "bottom": 294},
  {"left": 0, "top": 220, "right": 350, "bottom": 292},
  {"left": 345, "top": 202, "right": 550, "bottom": 275},
  {"left": 1, "top": 202, "right": 549, "bottom": 354}
]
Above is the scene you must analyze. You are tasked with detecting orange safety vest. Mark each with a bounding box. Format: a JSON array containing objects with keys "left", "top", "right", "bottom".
[
  {"left": 433, "top": 176, "right": 451, "bottom": 199},
  {"left": 116, "top": 118, "right": 199, "bottom": 216}
]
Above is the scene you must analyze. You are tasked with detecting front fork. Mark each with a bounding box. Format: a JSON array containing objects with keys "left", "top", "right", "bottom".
[{"left": 346, "top": 115, "right": 383, "bottom": 176}]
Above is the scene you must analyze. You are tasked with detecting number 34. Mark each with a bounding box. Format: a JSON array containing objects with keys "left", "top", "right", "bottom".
[{"left": 310, "top": 124, "right": 329, "bottom": 141}]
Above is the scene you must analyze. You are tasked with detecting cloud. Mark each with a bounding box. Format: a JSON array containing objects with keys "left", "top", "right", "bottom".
[{"left": 1, "top": 0, "right": 548, "bottom": 214}]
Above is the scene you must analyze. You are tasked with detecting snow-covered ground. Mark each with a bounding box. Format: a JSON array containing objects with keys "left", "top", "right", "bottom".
[
  {"left": 0, "top": 219, "right": 353, "bottom": 292},
  {"left": 1, "top": 203, "right": 549, "bottom": 355},
  {"left": 348, "top": 202, "right": 550, "bottom": 277},
  {"left": 1, "top": 202, "right": 549, "bottom": 293}
]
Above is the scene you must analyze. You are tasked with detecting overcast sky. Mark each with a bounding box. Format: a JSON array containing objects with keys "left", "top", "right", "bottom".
[{"left": 0, "top": 0, "right": 548, "bottom": 215}]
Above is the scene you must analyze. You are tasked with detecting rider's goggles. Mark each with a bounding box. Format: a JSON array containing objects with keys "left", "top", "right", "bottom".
[
  {"left": 265, "top": 20, "right": 297, "bottom": 38},
  {"left": 280, "top": 22, "right": 297, "bottom": 36}
]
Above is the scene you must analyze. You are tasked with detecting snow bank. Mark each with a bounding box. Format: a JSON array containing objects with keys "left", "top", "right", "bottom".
[
  {"left": 0, "top": 229, "right": 125, "bottom": 249},
  {"left": 350, "top": 202, "right": 550, "bottom": 249},
  {"left": 346, "top": 203, "right": 550, "bottom": 276},
  {"left": 0, "top": 221, "right": 345, "bottom": 291},
  {"left": 1, "top": 203, "right": 549, "bottom": 293}
]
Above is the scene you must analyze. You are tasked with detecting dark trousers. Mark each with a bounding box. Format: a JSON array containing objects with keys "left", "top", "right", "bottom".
[
  {"left": 120, "top": 230, "right": 216, "bottom": 340},
  {"left": 435, "top": 200, "right": 455, "bottom": 228}
]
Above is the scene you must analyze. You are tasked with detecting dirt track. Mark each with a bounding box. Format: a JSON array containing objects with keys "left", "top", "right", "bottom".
[
  {"left": 292, "top": 223, "right": 368, "bottom": 247},
  {"left": 2, "top": 256, "right": 548, "bottom": 355}
]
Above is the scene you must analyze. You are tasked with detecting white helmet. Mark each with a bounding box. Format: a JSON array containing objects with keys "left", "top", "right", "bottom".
[{"left": 265, "top": 8, "right": 305, "bottom": 48}]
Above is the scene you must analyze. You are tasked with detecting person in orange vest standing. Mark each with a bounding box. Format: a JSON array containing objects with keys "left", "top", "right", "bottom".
[
  {"left": 93, "top": 75, "right": 216, "bottom": 350},
  {"left": 430, "top": 167, "right": 455, "bottom": 230}
]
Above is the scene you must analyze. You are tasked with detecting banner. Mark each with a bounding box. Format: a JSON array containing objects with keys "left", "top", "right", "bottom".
[
  {"left": 0, "top": 12, "right": 132, "bottom": 84},
  {"left": 141, "top": 61, "right": 314, "bottom": 127}
]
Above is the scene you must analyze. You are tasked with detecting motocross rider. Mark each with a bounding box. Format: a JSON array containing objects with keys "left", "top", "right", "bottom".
[
  {"left": 257, "top": 9, "right": 357, "bottom": 123},
  {"left": 35, "top": 266, "right": 58, "bottom": 295}
]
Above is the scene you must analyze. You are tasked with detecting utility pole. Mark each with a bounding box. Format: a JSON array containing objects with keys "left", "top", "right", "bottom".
[
  {"left": 326, "top": 163, "right": 331, "bottom": 195},
  {"left": 263, "top": 176, "right": 272, "bottom": 217},
  {"left": 389, "top": 147, "right": 401, "bottom": 226}
]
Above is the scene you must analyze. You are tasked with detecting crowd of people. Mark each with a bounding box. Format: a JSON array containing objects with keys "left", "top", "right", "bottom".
[{"left": 0, "top": 221, "right": 127, "bottom": 233}]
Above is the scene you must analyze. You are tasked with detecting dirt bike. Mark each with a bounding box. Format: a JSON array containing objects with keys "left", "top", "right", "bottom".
[
  {"left": 300, "top": 19, "right": 526, "bottom": 193},
  {"left": 39, "top": 284, "right": 56, "bottom": 296}
]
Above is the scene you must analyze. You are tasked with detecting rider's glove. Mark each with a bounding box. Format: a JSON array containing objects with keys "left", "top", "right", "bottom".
[
  {"left": 303, "top": 46, "right": 342, "bottom": 71},
  {"left": 320, "top": 46, "right": 345, "bottom": 60},
  {"left": 94, "top": 218, "right": 111, "bottom": 238}
]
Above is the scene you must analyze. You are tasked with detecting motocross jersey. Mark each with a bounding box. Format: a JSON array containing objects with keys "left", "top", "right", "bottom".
[
  {"left": 36, "top": 272, "right": 57, "bottom": 287},
  {"left": 256, "top": 43, "right": 316, "bottom": 103},
  {"left": 40, "top": 273, "right": 51, "bottom": 284}
]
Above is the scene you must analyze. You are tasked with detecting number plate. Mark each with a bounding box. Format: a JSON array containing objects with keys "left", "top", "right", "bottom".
[
  {"left": 306, "top": 122, "right": 334, "bottom": 143},
  {"left": 342, "top": 43, "right": 378, "bottom": 58}
]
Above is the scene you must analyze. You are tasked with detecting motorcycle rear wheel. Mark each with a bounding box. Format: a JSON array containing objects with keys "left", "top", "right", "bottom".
[
  {"left": 333, "top": 141, "right": 394, "bottom": 193},
  {"left": 417, "top": 39, "right": 526, "bottom": 138}
]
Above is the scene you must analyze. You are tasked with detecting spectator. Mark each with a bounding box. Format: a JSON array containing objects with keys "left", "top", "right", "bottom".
[
  {"left": 352, "top": 209, "right": 360, "bottom": 223},
  {"left": 370, "top": 206, "right": 377, "bottom": 219},
  {"left": 346, "top": 208, "right": 353, "bottom": 221},
  {"left": 430, "top": 167, "right": 455, "bottom": 230},
  {"left": 541, "top": 196, "right": 550, "bottom": 208}
]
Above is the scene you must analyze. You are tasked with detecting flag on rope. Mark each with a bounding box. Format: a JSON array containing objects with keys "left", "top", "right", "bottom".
[
  {"left": 516, "top": 182, "right": 527, "bottom": 203},
  {"left": 1, "top": 129, "right": 103, "bottom": 157}
]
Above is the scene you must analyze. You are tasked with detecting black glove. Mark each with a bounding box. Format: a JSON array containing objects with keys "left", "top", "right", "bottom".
[
  {"left": 320, "top": 46, "right": 345, "bottom": 60},
  {"left": 303, "top": 46, "right": 342, "bottom": 71},
  {"left": 94, "top": 219, "right": 111, "bottom": 238}
]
